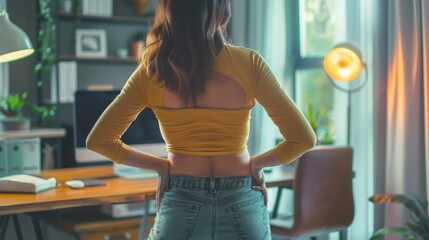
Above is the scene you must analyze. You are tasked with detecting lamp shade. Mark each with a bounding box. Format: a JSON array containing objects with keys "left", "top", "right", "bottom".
[
  {"left": 323, "top": 43, "right": 362, "bottom": 82},
  {"left": 0, "top": 10, "right": 34, "bottom": 63}
]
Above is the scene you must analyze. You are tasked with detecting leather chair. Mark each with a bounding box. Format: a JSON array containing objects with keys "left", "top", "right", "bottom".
[{"left": 269, "top": 146, "right": 354, "bottom": 240}]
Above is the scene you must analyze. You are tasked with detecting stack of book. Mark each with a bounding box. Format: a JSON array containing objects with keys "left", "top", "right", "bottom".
[
  {"left": 50, "top": 61, "right": 77, "bottom": 103},
  {"left": 82, "top": 0, "right": 113, "bottom": 17},
  {"left": 0, "top": 174, "right": 56, "bottom": 193}
]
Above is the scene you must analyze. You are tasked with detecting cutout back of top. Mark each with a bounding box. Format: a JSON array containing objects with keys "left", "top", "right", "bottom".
[{"left": 163, "top": 76, "right": 246, "bottom": 110}]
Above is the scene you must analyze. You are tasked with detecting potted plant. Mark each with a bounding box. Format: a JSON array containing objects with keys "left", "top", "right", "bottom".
[
  {"left": 319, "top": 129, "right": 335, "bottom": 145},
  {"left": 129, "top": 0, "right": 150, "bottom": 16},
  {"left": 303, "top": 103, "right": 326, "bottom": 135},
  {"left": 130, "top": 31, "right": 146, "bottom": 59},
  {"left": 0, "top": 92, "right": 56, "bottom": 131},
  {"left": 369, "top": 194, "right": 429, "bottom": 240}
]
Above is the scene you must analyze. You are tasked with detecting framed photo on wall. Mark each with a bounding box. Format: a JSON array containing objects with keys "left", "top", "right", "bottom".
[{"left": 75, "top": 29, "right": 107, "bottom": 58}]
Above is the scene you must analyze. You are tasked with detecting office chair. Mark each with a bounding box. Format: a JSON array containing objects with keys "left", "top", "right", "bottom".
[{"left": 270, "top": 146, "right": 354, "bottom": 240}]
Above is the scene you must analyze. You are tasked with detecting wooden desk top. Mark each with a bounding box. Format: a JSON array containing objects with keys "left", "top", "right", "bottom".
[
  {"left": 265, "top": 165, "right": 295, "bottom": 188},
  {"left": 0, "top": 165, "right": 294, "bottom": 216},
  {"left": 0, "top": 166, "right": 157, "bottom": 216}
]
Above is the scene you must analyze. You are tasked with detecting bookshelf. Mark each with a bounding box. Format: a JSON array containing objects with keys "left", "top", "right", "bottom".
[{"left": 36, "top": 0, "right": 154, "bottom": 120}]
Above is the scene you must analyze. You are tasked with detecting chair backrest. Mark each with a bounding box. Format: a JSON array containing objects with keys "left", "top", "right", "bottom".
[{"left": 292, "top": 146, "right": 354, "bottom": 236}]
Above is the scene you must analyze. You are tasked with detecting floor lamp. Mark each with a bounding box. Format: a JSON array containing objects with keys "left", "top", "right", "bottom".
[
  {"left": 0, "top": 9, "right": 34, "bottom": 63},
  {"left": 323, "top": 43, "right": 367, "bottom": 146}
]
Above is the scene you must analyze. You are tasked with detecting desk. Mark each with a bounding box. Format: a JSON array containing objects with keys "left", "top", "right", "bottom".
[
  {"left": 0, "top": 165, "right": 294, "bottom": 240},
  {"left": 265, "top": 165, "right": 295, "bottom": 188},
  {"left": 0, "top": 166, "right": 156, "bottom": 216},
  {"left": 0, "top": 165, "right": 157, "bottom": 240}
]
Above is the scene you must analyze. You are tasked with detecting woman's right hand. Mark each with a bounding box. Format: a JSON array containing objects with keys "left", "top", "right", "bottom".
[
  {"left": 156, "top": 160, "right": 170, "bottom": 212},
  {"left": 250, "top": 159, "right": 267, "bottom": 207}
]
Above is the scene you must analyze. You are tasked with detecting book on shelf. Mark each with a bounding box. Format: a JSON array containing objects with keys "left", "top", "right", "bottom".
[{"left": 0, "top": 174, "right": 57, "bottom": 193}]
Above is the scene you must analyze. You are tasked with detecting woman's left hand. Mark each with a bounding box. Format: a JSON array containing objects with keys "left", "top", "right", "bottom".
[
  {"left": 156, "top": 161, "right": 170, "bottom": 212},
  {"left": 250, "top": 159, "right": 267, "bottom": 207}
]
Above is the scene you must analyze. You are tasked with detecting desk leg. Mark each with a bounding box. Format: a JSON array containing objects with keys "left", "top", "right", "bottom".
[
  {"left": 139, "top": 201, "right": 150, "bottom": 240},
  {"left": 339, "top": 229, "right": 348, "bottom": 240},
  {"left": 12, "top": 215, "right": 23, "bottom": 240},
  {"left": 32, "top": 218, "right": 44, "bottom": 240},
  {"left": 271, "top": 187, "right": 284, "bottom": 219},
  {"left": 0, "top": 215, "right": 10, "bottom": 240}
]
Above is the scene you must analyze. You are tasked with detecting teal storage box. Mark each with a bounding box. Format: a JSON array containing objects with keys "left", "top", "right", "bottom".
[{"left": 0, "top": 140, "right": 7, "bottom": 177}]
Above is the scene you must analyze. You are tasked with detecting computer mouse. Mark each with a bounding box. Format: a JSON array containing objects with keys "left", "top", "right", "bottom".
[{"left": 65, "top": 180, "right": 85, "bottom": 189}]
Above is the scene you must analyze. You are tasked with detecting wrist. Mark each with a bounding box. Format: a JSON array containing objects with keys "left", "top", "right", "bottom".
[
  {"left": 155, "top": 158, "right": 170, "bottom": 173},
  {"left": 251, "top": 157, "right": 263, "bottom": 171}
]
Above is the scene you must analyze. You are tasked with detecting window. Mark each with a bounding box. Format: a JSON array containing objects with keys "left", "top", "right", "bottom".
[
  {"left": 299, "top": 0, "right": 346, "bottom": 56},
  {"left": 294, "top": 0, "right": 348, "bottom": 145}
]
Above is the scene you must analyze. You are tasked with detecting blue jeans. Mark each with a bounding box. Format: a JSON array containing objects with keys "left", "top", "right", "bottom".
[{"left": 148, "top": 175, "right": 271, "bottom": 240}]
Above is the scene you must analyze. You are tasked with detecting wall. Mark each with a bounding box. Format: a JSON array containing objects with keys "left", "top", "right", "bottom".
[{"left": 7, "top": 0, "right": 38, "bottom": 111}]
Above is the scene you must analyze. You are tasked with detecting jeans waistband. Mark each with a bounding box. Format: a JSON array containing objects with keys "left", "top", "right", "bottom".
[{"left": 168, "top": 175, "right": 252, "bottom": 192}]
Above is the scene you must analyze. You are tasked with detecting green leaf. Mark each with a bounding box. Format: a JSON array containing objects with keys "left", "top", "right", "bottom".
[
  {"left": 370, "top": 227, "right": 416, "bottom": 240},
  {"left": 34, "top": 63, "right": 42, "bottom": 74},
  {"left": 382, "top": 195, "right": 426, "bottom": 223},
  {"left": 413, "top": 195, "right": 429, "bottom": 217},
  {"left": 407, "top": 222, "right": 426, "bottom": 235}
]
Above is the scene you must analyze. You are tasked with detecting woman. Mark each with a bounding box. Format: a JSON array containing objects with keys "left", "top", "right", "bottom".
[{"left": 86, "top": 0, "right": 316, "bottom": 239}]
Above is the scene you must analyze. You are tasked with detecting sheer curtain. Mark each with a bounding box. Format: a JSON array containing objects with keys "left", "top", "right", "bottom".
[
  {"left": 424, "top": 0, "right": 429, "bottom": 206},
  {"left": 345, "top": 0, "right": 375, "bottom": 238},
  {"left": 230, "top": 0, "right": 287, "bottom": 156},
  {"left": 373, "top": 0, "right": 428, "bottom": 238}
]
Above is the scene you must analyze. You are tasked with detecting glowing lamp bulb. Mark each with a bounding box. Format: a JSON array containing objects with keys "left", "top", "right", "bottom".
[{"left": 323, "top": 47, "right": 362, "bottom": 82}]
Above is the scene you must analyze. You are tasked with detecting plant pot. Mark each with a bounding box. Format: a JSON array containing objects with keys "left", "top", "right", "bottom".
[
  {"left": 0, "top": 117, "right": 31, "bottom": 131},
  {"left": 130, "top": 41, "right": 145, "bottom": 59},
  {"left": 130, "top": 0, "right": 150, "bottom": 15}
]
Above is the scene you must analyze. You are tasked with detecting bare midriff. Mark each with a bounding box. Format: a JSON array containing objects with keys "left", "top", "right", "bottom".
[{"left": 167, "top": 151, "right": 251, "bottom": 177}]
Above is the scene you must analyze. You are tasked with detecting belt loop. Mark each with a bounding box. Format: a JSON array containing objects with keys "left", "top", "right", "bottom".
[{"left": 210, "top": 177, "right": 216, "bottom": 193}]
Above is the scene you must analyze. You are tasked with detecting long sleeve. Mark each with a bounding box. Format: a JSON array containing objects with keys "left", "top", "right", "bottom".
[
  {"left": 252, "top": 51, "right": 316, "bottom": 164},
  {"left": 86, "top": 65, "right": 150, "bottom": 163}
]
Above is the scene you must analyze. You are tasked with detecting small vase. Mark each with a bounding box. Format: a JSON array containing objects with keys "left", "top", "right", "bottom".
[
  {"left": 130, "top": 0, "right": 150, "bottom": 16},
  {"left": 0, "top": 117, "right": 31, "bottom": 131}
]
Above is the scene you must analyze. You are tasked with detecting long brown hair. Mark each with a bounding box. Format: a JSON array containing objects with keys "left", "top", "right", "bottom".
[{"left": 141, "top": 0, "right": 231, "bottom": 106}]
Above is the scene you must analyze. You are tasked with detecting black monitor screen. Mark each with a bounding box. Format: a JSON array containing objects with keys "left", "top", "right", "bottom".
[{"left": 74, "top": 90, "right": 164, "bottom": 148}]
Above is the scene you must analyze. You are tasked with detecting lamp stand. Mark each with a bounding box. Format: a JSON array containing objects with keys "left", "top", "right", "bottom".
[
  {"left": 347, "top": 91, "right": 351, "bottom": 146},
  {"left": 327, "top": 64, "right": 368, "bottom": 146}
]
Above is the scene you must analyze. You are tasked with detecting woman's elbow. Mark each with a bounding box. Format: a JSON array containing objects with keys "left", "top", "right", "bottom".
[
  {"left": 302, "top": 131, "right": 317, "bottom": 150},
  {"left": 86, "top": 133, "right": 98, "bottom": 152}
]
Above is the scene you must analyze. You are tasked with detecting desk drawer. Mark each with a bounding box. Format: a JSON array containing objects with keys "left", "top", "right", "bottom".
[
  {"left": 81, "top": 228, "right": 139, "bottom": 240},
  {"left": 78, "top": 216, "right": 154, "bottom": 240},
  {"left": 46, "top": 207, "right": 155, "bottom": 240}
]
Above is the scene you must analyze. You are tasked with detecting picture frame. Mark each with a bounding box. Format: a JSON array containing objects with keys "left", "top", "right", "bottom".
[{"left": 75, "top": 29, "right": 107, "bottom": 58}]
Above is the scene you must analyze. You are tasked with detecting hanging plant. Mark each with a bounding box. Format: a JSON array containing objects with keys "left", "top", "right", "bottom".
[{"left": 34, "top": 0, "right": 56, "bottom": 87}]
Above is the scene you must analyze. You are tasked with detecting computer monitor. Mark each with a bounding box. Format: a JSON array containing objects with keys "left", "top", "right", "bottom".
[{"left": 73, "top": 90, "right": 167, "bottom": 166}]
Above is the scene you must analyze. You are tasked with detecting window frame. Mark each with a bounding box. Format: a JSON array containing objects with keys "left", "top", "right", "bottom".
[{"left": 290, "top": 0, "right": 349, "bottom": 145}]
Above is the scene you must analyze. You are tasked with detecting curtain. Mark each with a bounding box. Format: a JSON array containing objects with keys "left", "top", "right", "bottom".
[
  {"left": 230, "top": 0, "right": 287, "bottom": 156},
  {"left": 374, "top": 0, "right": 428, "bottom": 238},
  {"left": 346, "top": 0, "right": 375, "bottom": 238},
  {"left": 423, "top": 0, "right": 429, "bottom": 206}
]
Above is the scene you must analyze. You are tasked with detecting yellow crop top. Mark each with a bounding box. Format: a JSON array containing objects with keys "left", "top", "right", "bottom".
[{"left": 86, "top": 45, "right": 316, "bottom": 164}]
